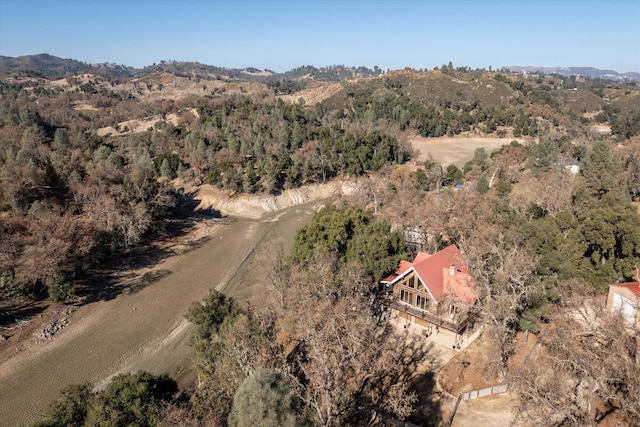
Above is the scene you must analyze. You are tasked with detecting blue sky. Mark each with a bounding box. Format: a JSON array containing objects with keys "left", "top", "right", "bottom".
[{"left": 1, "top": 0, "right": 639, "bottom": 73}]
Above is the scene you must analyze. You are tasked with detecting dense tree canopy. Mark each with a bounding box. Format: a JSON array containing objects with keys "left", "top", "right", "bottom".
[
  {"left": 291, "top": 205, "right": 406, "bottom": 281},
  {"left": 1, "top": 65, "right": 639, "bottom": 303},
  {"left": 228, "top": 368, "right": 299, "bottom": 427},
  {"left": 32, "top": 372, "right": 177, "bottom": 427}
]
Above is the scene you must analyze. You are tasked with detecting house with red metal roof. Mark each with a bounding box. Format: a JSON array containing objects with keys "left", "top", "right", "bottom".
[
  {"left": 381, "top": 244, "right": 478, "bottom": 336},
  {"left": 607, "top": 282, "right": 640, "bottom": 327}
]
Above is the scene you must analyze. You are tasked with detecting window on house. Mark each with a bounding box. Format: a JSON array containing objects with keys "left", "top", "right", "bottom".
[
  {"left": 449, "top": 304, "right": 457, "bottom": 319},
  {"left": 400, "top": 290, "right": 413, "bottom": 305},
  {"left": 408, "top": 276, "right": 415, "bottom": 288},
  {"left": 416, "top": 295, "right": 429, "bottom": 310}
]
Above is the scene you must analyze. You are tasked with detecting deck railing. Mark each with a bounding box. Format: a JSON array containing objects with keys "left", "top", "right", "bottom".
[{"left": 384, "top": 299, "right": 469, "bottom": 334}]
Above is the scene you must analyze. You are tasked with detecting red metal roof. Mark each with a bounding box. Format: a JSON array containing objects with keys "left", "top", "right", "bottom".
[
  {"left": 380, "top": 260, "right": 417, "bottom": 284},
  {"left": 413, "top": 252, "right": 431, "bottom": 264},
  {"left": 611, "top": 282, "right": 640, "bottom": 299},
  {"left": 397, "top": 260, "right": 414, "bottom": 275}
]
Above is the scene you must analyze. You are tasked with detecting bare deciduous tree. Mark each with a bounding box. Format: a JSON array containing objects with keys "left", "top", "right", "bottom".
[
  {"left": 509, "top": 169, "right": 576, "bottom": 219},
  {"left": 281, "top": 251, "right": 426, "bottom": 426},
  {"left": 512, "top": 302, "right": 640, "bottom": 426},
  {"left": 465, "top": 232, "right": 539, "bottom": 379},
  {"left": 189, "top": 250, "right": 431, "bottom": 426}
]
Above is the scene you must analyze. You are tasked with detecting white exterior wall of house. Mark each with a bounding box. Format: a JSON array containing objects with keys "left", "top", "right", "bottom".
[
  {"left": 607, "top": 283, "right": 640, "bottom": 328},
  {"left": 612, "top": 292, "right": 637, "bottom": 324}
]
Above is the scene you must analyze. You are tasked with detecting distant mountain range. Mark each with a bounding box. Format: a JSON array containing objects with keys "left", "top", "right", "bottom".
[
  {"left": 1, "top": 53, "right": 638, "bottom": 83},
  {"left": 0, "top": 53, "right": 382, "bottom": 81},
  {"left": 506, "top": 66, "right": 640, "bottom": 82},
  {"left": 0, "top": 53, "right": 135, "bottom": 77}
]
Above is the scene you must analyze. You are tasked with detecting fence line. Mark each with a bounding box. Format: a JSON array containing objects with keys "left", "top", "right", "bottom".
[
  {"left": 447, "top": 394, "right": 463, "bottom": 426},
  {"left": 446, "top": 324, "right": 555, "bottom": 425},
  {"left": 447, "top": 383, "right": 510, "bottom": 426},
  {"left": 461, "top": 383, "right": 509, "bottom": 401}
]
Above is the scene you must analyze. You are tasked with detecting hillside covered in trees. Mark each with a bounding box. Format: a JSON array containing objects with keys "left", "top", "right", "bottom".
[
  {"left": 2, "top": 56, "right": 640, "bottom": 426},
  {"left": 1, "top": 57, "right": 639, "bottom": 301}
]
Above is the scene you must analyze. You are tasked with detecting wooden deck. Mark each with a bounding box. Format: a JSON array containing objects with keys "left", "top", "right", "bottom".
[{"left": 385, "top": 300, "right": 469, "bottom": 334}]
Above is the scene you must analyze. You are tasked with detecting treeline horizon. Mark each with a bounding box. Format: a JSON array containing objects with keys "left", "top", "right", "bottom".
[{"left": 2, "top": 53, "right": 639, "bottom": 82}]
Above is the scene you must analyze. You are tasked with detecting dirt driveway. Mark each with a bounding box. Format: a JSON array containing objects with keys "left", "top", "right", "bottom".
[{"left": 0, "top": 200, "right": 324, "bottom": 427}]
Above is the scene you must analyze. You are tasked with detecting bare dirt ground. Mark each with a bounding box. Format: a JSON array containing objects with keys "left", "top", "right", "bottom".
[
  {"left": 279, "top": 82, "right": 344, "bottom": 105},
  {"left": 438, "top": 330, "right": 539, "bottom": 396},
  {"left": 96, "top": 110, "right": 193, "bottom": 137},
  {"left": 436, "top": 330, "right": 541, "bottom": 427},
  {"left": 450, "top": 392, "right": 516, "bottom": 427},
  {"left": 410, "top": 135, "right": 526, "bottom": 168},
  {"left": 390, "top": 318, "right": 530, "bottom": 426}
]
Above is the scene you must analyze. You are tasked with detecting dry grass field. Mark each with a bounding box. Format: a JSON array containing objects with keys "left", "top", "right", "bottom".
[{"left": 410, "top": 135, "right": 526, "bottom": 168}]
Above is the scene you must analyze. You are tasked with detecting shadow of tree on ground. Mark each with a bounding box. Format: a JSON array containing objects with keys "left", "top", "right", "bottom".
[
  {"left": 381, "top": 325, "right": 445, "bottom": 426},
  {"left": 72, "top": 192, "right": 228, "bottom": 305}
]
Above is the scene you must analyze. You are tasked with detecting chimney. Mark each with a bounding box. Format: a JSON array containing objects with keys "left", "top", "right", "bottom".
[{"left": 449, "top": 265, "right": 455, "bottom": 276}]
